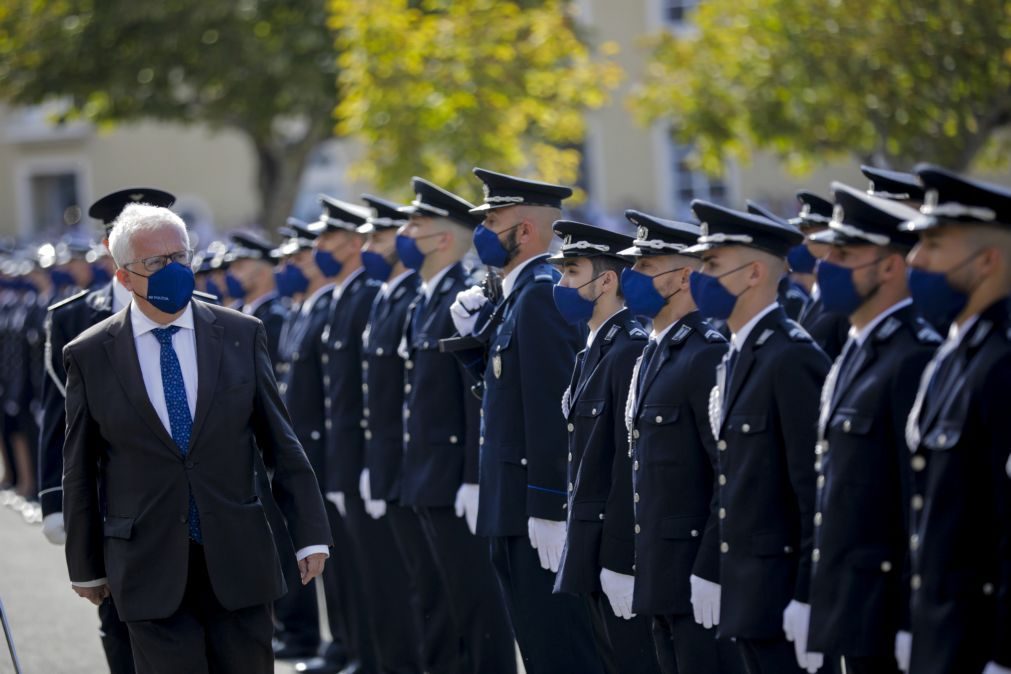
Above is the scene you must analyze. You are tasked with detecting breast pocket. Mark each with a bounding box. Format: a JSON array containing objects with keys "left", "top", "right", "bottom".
[
  {"left": 574, "top": 399, "right": 606, "bottom": 419},
  {"left": 829, "top": 410, "right": 873, "bottom": 436},
  {"left": 487, "top": 329, "right": 517, "bottom": 388},
  {"left": 726, "top": 414, "right": 767, "bottom": 437},
  {"left": 641, "top": 404, "right": 680, "bottom": 428},
  {"left": 923, "top": 423, "right": 962, "bottom": 451}
]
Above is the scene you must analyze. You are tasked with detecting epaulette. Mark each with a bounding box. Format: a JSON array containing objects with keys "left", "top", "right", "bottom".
[
  {"left": 912, "top": 317, "right": 942, "bottom": 344},
  {"left": 970, "top": 320, "right": 992, "bottom": 348},
  {"left": 783, "top": 319, "right": 813, "bottom": 342},
  {"left": 874, "top": 316, "right": 902, "bottom": 342},
  {"left": 755, "top": 328, "right": 776, "bottom": 346},
  {"left": 47, "top": 289, "right": 88, "bottom": 312},
  {"left": 533, "top": 261, "right": 560, "bottom": 283},
  {"left": 627, "top": 324, "right": 648, "bottom": 339},
  {"left": 670, "top": 323, "right": 693, "bottom": 345},
  {"left": 438, "top": 275, "right": 456, "bottom": 294},
  {"left": 603, "top": 324, "right": 621, "bottom": 343},
  {"left": 392, "top": 284, "right": 410, "bottom": 301},
  {"left": 703, "top": 327, "right": 727, "bottom": 343},
  {"left": 194, "top": 289, "right": 218, "bottom": 302},
  {"left": 365, "top": 277, "right": 383, "bottom": 288}
]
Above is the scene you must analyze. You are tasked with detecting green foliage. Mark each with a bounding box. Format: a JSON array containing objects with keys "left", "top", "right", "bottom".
[
  {"left": 629, "top": 0, "right": 1011, "bottom": 173},
  {"left": 328, "top": 0, "right": 622, "bottom": 199}
]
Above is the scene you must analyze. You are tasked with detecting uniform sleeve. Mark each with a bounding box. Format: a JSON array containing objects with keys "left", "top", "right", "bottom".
[
  {"left": 600, "top": 339, "right": 644, "bottom": 573},
  {"left": 772, "top": 343, "right": 830, "bottom": 602},
  {"left": 61, "top": 345, "right": 106, "bottom": 583},
  {"left": 38, "top": 310, "right": 70, "bottom": 516},
  {"left": 458, "top": 355, "right": 482, "bottom": 485},
  {"left": 517, "top": 283, "right": 584, "bottom": 521},
  {"left": 689, "top": 343, "right": 728, "bottom": 584}
]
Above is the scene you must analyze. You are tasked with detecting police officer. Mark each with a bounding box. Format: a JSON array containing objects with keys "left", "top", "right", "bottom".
[
  {"left": 398, "top": 178, "right": 516, "bottom": 673},
  {"left": 687, "top": 200, "right": 830, "bottom": 674},
  {"left": 619, "top": 211, "right": 744, "bottom": 674},
  {"left": 547, "top": 220, "right": 659, "bottom": 673},
  {"left": 451, "top": 169, "right": 604, "bottom": 674},
  {"left": 900, "top": 166, "right": 1011, "bottom": 674},
  {"left": 226, "top": 232, "right": 288, "bottom": 377},
  {"left": 861, "top": 166, "right": 926, "bottom": 208},
  {"left": 793, "top": 192, "right": 851, "bottom": 359},
  {"left": 802, "top": 183, "right": 941, "bottom": 674},
  {"left": 747, "top": 201, "right": 810, "bottom": 321},
  {"left": 314, "top": 195, "right": 417, "bottom": 674}
]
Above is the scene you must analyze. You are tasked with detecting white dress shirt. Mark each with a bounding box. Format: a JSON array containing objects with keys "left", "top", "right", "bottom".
[
  {"left": 111, "top": 277, "right": 132, "bottom": 312},
  {"left": 300, "top": 282, "right": 336, "bottom": 316},
  {"left": 730, "top": 301, "right": 779, "bottom": 353},
  {"left": 849, "top": 298, "right": 911, "bottom": 347},
  {"left": 333, "top": 267, "right": 365, "bottom": 303},
  {"left": 421, "top": 264, "right": 455, "bottom": 302},
  {"left": 587, "top": 308, "right": 624, "bottom": 349},
  {"left": 381, "top": 269, "right": 414, "bottom": 300},
  {"left": 501, "top": 255, "right": 546, "bottom": 299},
  {"left": 242, "top": 290, "right": 279, "bottom": 316}
]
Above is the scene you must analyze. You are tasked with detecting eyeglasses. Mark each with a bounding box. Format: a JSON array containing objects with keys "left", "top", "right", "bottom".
[{"left": 124, "top": 249, "right": 194, "bottom": 274}]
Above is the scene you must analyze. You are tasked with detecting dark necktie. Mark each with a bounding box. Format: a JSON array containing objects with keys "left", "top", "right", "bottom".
[{"left": 152, "top": 326, "right": 201, "bottom": 544}]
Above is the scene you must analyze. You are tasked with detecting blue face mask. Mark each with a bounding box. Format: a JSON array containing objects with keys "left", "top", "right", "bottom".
[
  {"left": 313, "top": 249, "right": 343, "bottom": 278},
  {"left": 621, "top": 267, "right": 682, "bottom": 318},
  {"left": 552, "top": 274, "right": 604, "bottom": 325},
  {"left": 689, "top": 263, "right": 753, "bottom": 320},
  {"left": 204, "top": 277, "right": 222, "bottom": 299},
  {"left": 395, "top": 234, "right": 425, "bottom": 271},
  {"left": 361, "top": 250, "right": 393, "bottom": 280},
  {"left": 275, "top": 264, "right": 308, "bottom": 298},
  {"left": 473, "top": 224, "right": 520, "bottom": 268},
  {"left": 816, "top": 256, "right": 885, "bottom": 316},
  {"left": 225, "top": 272, "right": 245, "bottom": 299},
  {"left": 131, "top": 261, "right": 195, "bottom": 314},
  {"left": 907, "top": 249, "right": 985, "bottom": 329},
  {"left": 787, "top": 244, "right": 818, "bottom": 274},
  {"left": 50, "top": 269, "right": 75, "bottom": 288},
  {"left": 91, "top": 265, "right": 112, "bottom": 288}
]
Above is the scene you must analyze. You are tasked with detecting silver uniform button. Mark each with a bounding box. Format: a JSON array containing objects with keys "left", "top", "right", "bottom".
[
  {"left": 911, "top": 455, "right": 926, "bottom": 472},
  {"left": 880, "top": 561, "right": 893, "bottom": 572},
  {"left": 655, "top": 415, "right": 663, "bottom": 423},
  {"left": 568, "top": 452, "right": 573, "bottom": 462},
  {"left": 634, "top": 493, "right": 639, "bottom": 503},
  {"left": 404, "top": 432, "right": 411, "bottom": 442},
  {"left": 363, "top": 408, "right": 370, "bottom": 417},
  {"left": 362, "top": 383, "right": 368, "bottom": 392},
  {"left": 843, "top": 419, "right": 852, "bottom": 432},
  {"left": 311, "top": 430, "right": 321, "bottom": 441},
  {"left": 817, "top": 475, "right": 826, "bottom": 488},
  {"left": 324, "top": 398, "right": 332, "bottom": 409},
  {"left": 405, "top": 360, "right": 413, "bottom": 369},
  {"left": 983, "top": 582, "right": 995, "bottom": 596},
  {"left": 449, "top": 435, "right": 458, "bottom": 444},
  {"left": 909, "top": 534, "right": 919, "bottom": 551},
  {"left": 690, "top": 529, "right": 699, "bottom": 537},
  {"left": 633, "top": 429, "right": 640, "bottom": 439},
  {"left": 568, "top": 482, "right": 574, "bottom": 492},
  {"left": 741, "top": 423, "right": 751, "bottom": 433},
  {"left": 719, "top": 507, "right": 726, "bottom": 519},
  {"left": 520, "top": 458, "right": 528, "bottom": 466},
  {"left": 323, "top": 376, "right": 331, "bottom": 387},
  {"left": 911, "top": 574, "right": 921, "bottom": 590},
  {"left": 633, "top": 460, "right": 639, "bottom": 471},
  {"left": 335, "top": 340, "right": 343, "bottom": 349},
  {"left": 720, "top": 542, "right": 729, "bottom": 553},
  {"left": 362, "top": 360, "right": 368, "bottom": 369},
  {"left": 911, "top": 495, "right": 924, "bottom": 511},
  {"left": 598, "top": 514, "right": 605, "bottom": 521},
  {"left": 359, "top": 419, "right": 367, "bottom": 428},
  {"left": 718, "top": 474, "right": 727, "bottom": 486},
  {"left": 320, "top": 353, "right": 327, "bottom": 364},
  {"left": 325, "top": 420, "right": 332, "bottom": 430},
  {"left": 812, "top": 548, "right": 820, "bottom": 562},
  {"left": 403, "top": 409, "right": 410, "bottom": 419},
  {"left": 814, "top": 512, "right": 822, "bottom": 526},
  {"left": 591, "top": 407, "right": 597, "bottom": 415},
  {"left": 634, "top": 524, "right": 640, "bottom": 534},
  {"left": 405, "top": 384, "right": 412, "bottom": 393},
  {"left": 717, "top": 440, "right": 727, "bottom": 451},
  {"left": 364, "top": 430, "right": 372, "bottom": 440},
  {"left": 376, "top": 347, "right": 384, "bottom": 356},
  {"left": 567, "top": 423, "right": 574, "bottom": 432}
]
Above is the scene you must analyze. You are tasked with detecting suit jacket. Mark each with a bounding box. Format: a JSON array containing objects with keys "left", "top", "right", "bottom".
[
  {"left": 709, "top": 305, "right": 830, "bottom": 639},
  {"left": 554, "top": 309, "right": 646, "bottom": 595},
  {"left": 321, "top": 270, "right": 382, "bottom": 495},
  {"left": 905, "top": 298, "right": 1011, "bottom": 673},
  {"left": 807, "top": 304, "right": 939, "bottom": 657},
  {"left": 62, "top": 301, "right": 331, "bottom": 622},
  {"left": 362, "top": 272, "right": 421, "bottom": 501},
  {"left": 629, "top": 311, "right": 728, "bottom": 616},
  {"left": 474, "top": 257, "right": 587, "bottom": 537},
  {"left": 401, "top": 263, "right": 481, "bottom": 507},
  {"left": 799, "top": 296, "right": 850, "bottom": 360}
]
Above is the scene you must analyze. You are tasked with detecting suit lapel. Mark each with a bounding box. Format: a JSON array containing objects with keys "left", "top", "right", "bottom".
[
  {"left": 188, "top": 302, "right": 223, "bottom": 452},
  {"left": 103, "top": 306, "right": 179, "bottom": 454}
]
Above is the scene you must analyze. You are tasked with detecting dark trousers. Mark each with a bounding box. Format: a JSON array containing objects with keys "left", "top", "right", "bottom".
[
  {"left": 98, "top": 596, "right": 136, "bottom": 674},
  {"left": 585, "top": 593, "right": 660, "bottom": 674},
  {"left": 386, "top": 503, "right": 458, "bottom": 673},
  {"left": 273, "top": 569, "right": 321, "bottom": 651},
  {"left": 651, "top": 614, "right": 746, "bottom": 674},
  {"left": 839, "top": 655, "right": 900, "bottom": 674},
  {"left": 125, "top": 543, "right": 273, "bottom": 674},
  {"left": 489, "top": 535, "right": 604, "bottom": 674},
  {"left": 737, "top": 637, "right": 805, "bottom": 674},
  {"left": 416, "top": 506, "right": 516, "bottom": 674},
  {"left": 343, "top": 491, "right": 422, "bottom": 673},
  {"left": 321, "top": 498, "right": 374, "bottom": 669}
]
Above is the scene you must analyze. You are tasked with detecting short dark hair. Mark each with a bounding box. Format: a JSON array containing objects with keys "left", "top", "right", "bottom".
[{"left": 590, "top": 255, "right": 630, "bottom": 299}]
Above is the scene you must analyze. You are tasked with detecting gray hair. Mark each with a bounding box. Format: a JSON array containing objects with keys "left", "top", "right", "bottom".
[{"left": 108, "top": 204, "right": 190, "bottom": 267}]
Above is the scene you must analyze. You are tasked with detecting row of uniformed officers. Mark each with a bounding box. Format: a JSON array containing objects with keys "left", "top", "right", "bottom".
[{"left": 19, "top": 162, "right": 1011, "bottom": 674}]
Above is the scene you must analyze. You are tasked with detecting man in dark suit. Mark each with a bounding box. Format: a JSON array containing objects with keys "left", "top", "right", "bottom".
[
  {"left": 802, "top": 183, "right": 940, "bottom": 674},
  {"left": 451, "top": 169, "right": 603, "bottom": 674},
  {"left": 620, "top": 211, "right": 743, "bottom": 674},
  {"left": 900, "top": 166, "right": 1011, "bottom": 674},
  {"left": 38, "top": 188, "right": 176, "bottom": 674},
  {"left": 62, "top": 204, "right": 331, "bottom": 674},
  {"left": 547, "top": 221, "right": 658, "bottom": 673},
  {"left": 687, "top": 200, "right": 830, "bottom": 674}
]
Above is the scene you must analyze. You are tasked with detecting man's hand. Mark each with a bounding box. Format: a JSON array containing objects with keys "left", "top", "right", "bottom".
[
  {"left": 42, "top": 512, "right": 67, "bottom": 545},
  {"left": 454, "top": 483, "right": 480, "bottom": 535},
  {"left": 450, "top": 286, "right": 488, "bottom": 337},
  {"left": 359, "top": 469, "right": 387, "bottom": 520},
  {"left": 783, "top": 600, "right": 823, "bottom": 673},
  {"left": 298, "top": 553, "right": 327, "bottom": 585},
  {"left": 72, "top": 583, "right": 110, "bottom": 606},
  {"left": 894, "top": 631, "right": 912, "bottom": 673},
  {"left": 600, "top": 568, "right": 636, "bottom": 620},
  {"left": 689, "top": 574, "right": 722, "bottom": 629},
  {"left": 527, "top": 517, "right": 566, "bottom": 572},
  {"left": 325, "top": 491, "right": 346, "bottom": 518}
]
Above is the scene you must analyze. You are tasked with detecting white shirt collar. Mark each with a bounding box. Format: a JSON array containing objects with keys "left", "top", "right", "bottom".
[
  {"left": 381, "top": 270, "right": 415, "bottom": 299},
  {"left": 502, "top": 255, "right": 546, "bottom": 299},
  {"left": 650, "top": 319, "right": 679, "bottom": 343},
  {"left": 333, "top": 267, "right": 365, "bottom": 302},
  {"left": 731, "top": 302, "right": 779, "bottom": 352},
  {"left": 300, "top": 282, "right": 336, "bottom": 315},
  {"left": 848, "top": 298, "right": 910, "bottom": 347},
  {"left": 130, "top": 300, "right": 195, "bottom": 338},
  {"left": 948, "top": 313, "right": 981, "bottom": 346},
  {"left": 421, "top": 264, "right": 455, "bottom": 301},
  {"left": 587, "top": 308, "right": 624, "bottom": 348},
  {"left": 112, "top": 276, "right": 132, "bottom": 312},
  {"left": 243, "top": 290, "right": 279, "bottom": 316}
]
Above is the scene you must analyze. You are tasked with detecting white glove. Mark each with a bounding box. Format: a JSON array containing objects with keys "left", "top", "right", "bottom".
[
  {"left": 894, "top": 631, "right": 912, "bottom": 673},
  {"left": 689, "top": 574, "right": 721, "bottom": 628},
  {"left": 325, "top": 491, "right": 346, "bottom": 518},
  {"left": 42, "top": 512, "right": 66, "bottom": 545},
  {"left": 359, "top": 470, "right": 387, "bottom": 520},
  {"left": 450, "top": 286, "right": 488, "bottom": 337},
  {"left": 782, "top": 600, "right": 824, "bottom": 673},
  {"left": 600, "top": 568, "right": 636, "bottom": 620},
  {"left": 983, "top": 663, "right": 1011, "bottom": 674},
  {"left": 527, "top": 517, "right": 566, "bottom": 572},
  {"left": 454, "top": 483, "right": 480, "bottom": 535}
]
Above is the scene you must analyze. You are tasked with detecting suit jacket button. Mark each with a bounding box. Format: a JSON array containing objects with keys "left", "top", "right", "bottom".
[
  {"left": 634, "top": 524, "right": 640, "bottom": 534},
  {"left": 179, "top": 516, "right": 187, "bottom": 524},
  {"left": 690, "top": 529, "right": 699, "bottom": 537},
  {"left": 185, "top": 461, "right": 194, "bottom": 469},
  {"left": 881, "top": 561, "right": 893, "bottom": 572},
  {"left": 376, "top": 347, "right": 384, "bottom": 356},
  {"left": 983, "top": 582, "right": 995, "bottom": 595},
  {"left": 567, "top": 423, "right": 574, "bottom": 432},
  {"left": 911, "top": 574, "right": 921, "bottom": 590},
  {"left": 717, "top": 440, "right": 727, "bottom": 451},
  {"left": 449, "top": 435, "right": 458, "bottom": 444},
  {"left": 718, "top": 474, "right": 727, "bottom": 486},
  {"left": 599, "top": 514, "right": 605, "bottom": 521},
  {"left": 741, "top": 423, "right": 750, "bottom": 433},
  {"left": 720, "top": 542, "right": 729, "bottom": 553},
  {"left": 911, "top": 455, "right": 926, "bottom": 472},
  {"left": 655, "top": 415, "right": 663, "bottom": 423},
  {"left": 842, "top": 419, "right": 852, "bottom": 432},
  {"left": 311, "top": 430, "right": 321, "bottom": 440},
  {"left": 520, "top": 458, "right": 527, "bottom": 466},
  {"left": 812, "top": 549, "right": 820, "bottom": 562}
]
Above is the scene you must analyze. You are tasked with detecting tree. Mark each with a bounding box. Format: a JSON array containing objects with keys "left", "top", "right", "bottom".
[
  {"left": 328, "top": 0, "right": 622, "bottom": 199},
  {"left": 628, "top": 0, "right": 1011, "bottom": 175},
  {"left": 0, "top": 0, "right": 338, "bottom": 229}
]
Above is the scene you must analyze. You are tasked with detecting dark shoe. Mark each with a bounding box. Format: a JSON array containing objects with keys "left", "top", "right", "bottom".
[{"left": 294, "top": 657, "right": 346, "bottom": 674}]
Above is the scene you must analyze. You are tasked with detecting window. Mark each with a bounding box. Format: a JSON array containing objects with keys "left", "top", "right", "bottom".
[
  {"left": 670, "top": 142, "right": 727, "bottom": 220},
  {"left": 29, "top": 172, "right": 82, "bottom": 236},
  {"left": 662, "top": 0, "right": 700, "bottom": 26}
]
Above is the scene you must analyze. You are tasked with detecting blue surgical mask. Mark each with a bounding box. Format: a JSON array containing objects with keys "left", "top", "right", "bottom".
[
  {"left": 395, "top": 234, "right": 425, "bottom": 271},
  {"left": 313, "top": 249, "right": 343, "bottom": 278},
  {"left": 50, "top": 269, "right": 75, "bottom": 288},
  {"left": 689, "top": 263, "right": 753, "bottom": 320},
  {"left": 787, "top": 244, "right": 818, "bottom": 274},
  {"left": 91, "top": 265, "right": 112, "bottom": 288},
  {"left": 131, "top": 261, "right": 195, "bottom": 314},
  {"left": 204, "top": 277, "right": 222, "bottom": 299},
  {"left": 473, "top": 224, "right": 520, "bottom": 268},
  {"left": 275, "top": 265, "right": 308, "bottom": 298},
  {"left": 225, "top": 272, "right": 245, "bottom": 299},
  {"left": 907, "top": 249, "right": 985, "bottom": 330},
  {"left": 816, "top": 256, "right": 884, "bottom": 316},
  {"left": 552, "top": 274, "right": 604, "bottom": 325},
  {"left": 361, "top": 250, "right": 393, "bottom": 280},
  {"left": 621, "top": 267, "right": 682, "bottom": 318}
]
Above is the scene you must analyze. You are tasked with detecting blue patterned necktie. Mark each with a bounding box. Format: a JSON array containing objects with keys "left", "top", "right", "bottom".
[{"left": 152, "top": 326, "right": 202, "bottom": 543}]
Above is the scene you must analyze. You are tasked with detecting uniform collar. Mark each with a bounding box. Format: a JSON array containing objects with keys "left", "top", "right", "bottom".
[
  {"left": 502, "top": 254, "right": 546, "bottom": 298},
  {"left": 242, "top": 290, "right": 278, "bottom": 316},
  {"left": 849, "top": 298, "right": 910, "bottom": 347},
  {"left": 587, "top": 307, "right": 624, "bottom": 348},
  {"left": 333, "top": 266, "right": 365, "bottom": 302},
  {"left": 130, "top": 300, "right": 195, "bottom": 338},
  {"left": 300, "top": 281, "right": 335, "bottom": 314},
  {"left": 731, "top": 302, "right": 779, "bottom": 351},
  {"left": 948, "top": 313, "right": 981, "bottom": 346},
  {"left": 381, "top": 269, "right": 415, "bottom": 299}
]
